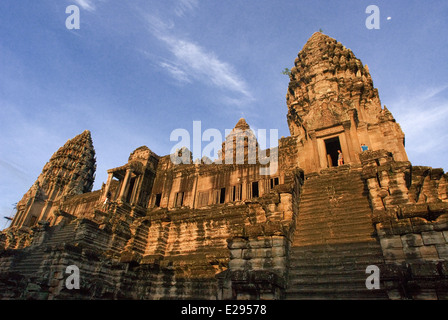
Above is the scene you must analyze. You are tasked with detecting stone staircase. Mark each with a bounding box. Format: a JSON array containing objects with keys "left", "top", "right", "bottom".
[
  {"left": 8, "top": 222, "right": 79, "bottom": 277},
  {"left": 285, "top": 166, "right": 388, "bottom": 299}
]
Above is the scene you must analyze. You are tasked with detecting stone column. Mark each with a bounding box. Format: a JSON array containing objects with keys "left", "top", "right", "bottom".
[
  {"left": 244, "top": 180, "right": 250, "bottom": 200},
  {"left": 119, "top": 168, "right": 132, "bottom": 202},
  {"left": 342, "top": 121, "right": 354, "bottom": 164},
  {"left": 191, "top": 167, "right": 199, "bottom": 209},
  {"left": 309, "top": 131, "right": 321, "bottom": 172},
  {"left": 348, "top": 110, "right": 361, "bottom": 163},
  {"left": 104, "top": 172, "right": 113, "bottom": 199},
  {"left": 130, "top": 175, "right": 142, "bottom": 205}
]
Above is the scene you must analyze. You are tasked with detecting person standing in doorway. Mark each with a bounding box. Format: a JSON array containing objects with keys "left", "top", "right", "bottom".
[{"left": 337, "top": 150, "right": 344, "bottom": 166}]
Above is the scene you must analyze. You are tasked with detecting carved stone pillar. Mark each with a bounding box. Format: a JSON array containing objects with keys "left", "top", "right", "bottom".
[
  {"left": 119, "top": 168, "right": 132, "bottom": 202},
  {"left": 342, "top": 120, "right": 354, "bottom": 164},
  {"left": 348, "top": 109, "right": 361, "bottom": 163},
  {"left": 104, "top": 172, "right": 113, "bottom": 199},
  {"left": 309, "top": 131, "right": 321, "bottom": 172}
]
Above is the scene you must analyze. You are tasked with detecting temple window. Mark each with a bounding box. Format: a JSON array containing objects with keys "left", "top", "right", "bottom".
[
  {"left": 219, "top": 187, "right": 226, "bottom": 204},
  {"left": 174, "top": 192, "right": 184, "bottom": 207},
  {"left": 251, "top": 181, "right": 259, "bottom": 198},
  {"left": 270, "top": 177, "right": 279, "bottom": 189},
  {"left": 232, "top": 184, "right": 242, "bottom": 201},
  {"left": 197, "top": 191, "right": 209, "bottom": 207},
  {"left": 154, "top": 193, "right": 162, "bottom": 207}
]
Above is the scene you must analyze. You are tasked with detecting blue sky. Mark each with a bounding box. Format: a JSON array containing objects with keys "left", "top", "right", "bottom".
[{"left": 1, "top": 0, "right": 447, "bottom": 228}]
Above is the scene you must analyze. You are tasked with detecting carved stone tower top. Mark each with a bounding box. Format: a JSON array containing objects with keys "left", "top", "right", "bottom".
[
  {"left": 11, "top": 130, "right": 96, "bottom": 228},
  {"left": 286, "top": 32, "right": 408, "bottom": 173}
]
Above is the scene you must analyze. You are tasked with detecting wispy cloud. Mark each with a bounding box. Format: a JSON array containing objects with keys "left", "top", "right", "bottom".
[
  {"left": 158, "top": 61, "right": 191, "bottom": 84},
  {"left": 144, "top": 14, "right": 254, "bottom": 105},
  {"left": 73, "top": 0, "right": 96, "bottom": 12},
  {"left": 391, "top": 84, "right": 448, "bottom": 166},
  {"left": 174, "top": 0, "right": 199, "bottom": 17},
  {"left": 161, "top": 36, "right": 252, "bottom": 97}
]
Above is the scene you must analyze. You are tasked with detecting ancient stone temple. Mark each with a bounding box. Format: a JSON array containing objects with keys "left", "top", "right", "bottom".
[{"left": 1, "top": 32, "right": 447, "bottom": 300}]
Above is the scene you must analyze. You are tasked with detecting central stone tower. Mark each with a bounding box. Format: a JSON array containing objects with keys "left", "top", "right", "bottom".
[{"left": 286, "top": 32, "right": 408, "bottom": 173}]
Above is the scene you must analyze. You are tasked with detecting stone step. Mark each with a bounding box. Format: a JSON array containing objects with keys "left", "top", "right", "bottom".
[
  {"left": 284, "top": 287, "right": 388, "bottom": 300},
  {"left": 288, "top": 259, "right": 384, "bottom": 272},
  {"left": 288, "top": 261, "right": 384, "bottom": 277},
  {"left": 298, "top": 197, "right": 369, "bottom": 208},
  {"left": 289, "top": 247, "right": 383, "bottom": 262},
  {"left": 292, "top": 232, "right": 377, "bottom": 247},
  {"left": 288, "top": 272, "right": 373, "bottom": 285},
  {"left": 290, "top": 240, "right": 381, "bottom": 254},
  {"left": 286, "top": 169, "right": 386, "bottom": 300},
  {"left": 10, "top": 250, "right": 46, "bottom": 275},
  {"left": 294, "top": 215, "right": 374, "bottom": 229}
]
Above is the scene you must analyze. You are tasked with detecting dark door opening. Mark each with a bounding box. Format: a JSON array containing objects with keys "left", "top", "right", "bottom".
[
  {"left": 126, "top": 177, "right": 136, "bottom": 203},
  {"left": 324, "top": 137, "right": 342, "bottom": 167},
  {"left": 154, "top": 193, "right": 162, "bottom": 207},
  {"left": 252, "top": 181, "right": 259, "bottom": 198},
  {"left": 219, "top": 187, "right": 226, "bottom": 204}
]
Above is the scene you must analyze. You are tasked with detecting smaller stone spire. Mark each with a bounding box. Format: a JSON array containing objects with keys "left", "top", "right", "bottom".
[
  {"left": 234, "top": 118, "right": 250, "bottom": 130},
  {"left": 219, "top": 119, "right": 259, "bottom": 164}
]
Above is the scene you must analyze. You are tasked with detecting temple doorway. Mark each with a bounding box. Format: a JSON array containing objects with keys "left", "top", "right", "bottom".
[{"left": 324, "top": 137, "right": 342, "bottom": 167}]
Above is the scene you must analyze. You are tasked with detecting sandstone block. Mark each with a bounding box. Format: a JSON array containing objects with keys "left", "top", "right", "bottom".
[
  {"left": 247, "top": 258, "right": 265, "bottom": 270},
  {"left": 421, "top": 231, "right": 446, "bottom": 245},
  {"left": 402, "top": 245, "right": 422, "bottom": 260},
  {"left": 249, "top": 238, "right": 271, "bottom": 249},
  {"left": 382, "top": 248, "right": 405, "bottom": 262},
  {"left": 253, "top": 248, "right": 272, "bottom": 259},
  {"left": 266, "top": 204, "right": 277, "bottom": 213},
  {"left": 435, "top": 245, "right": 448, "bottom": 260},
  {"left": 242, "top": 249, "right": 254, "bottom": 260},
  {"left": 401, "top": 204, "right": 429, "bottom": 219},
  {"left": 410, "top": 217, "right": 434, "bottom": 233},
  {"left": 433, "top": 214, "right": 448, "bottom": 231},
  {"left": 376, "top": 222, "right": 394, "bottom": 237},
  {"left": 429, "top": 202, "right": 448, "bottom": 213},
  {"left": 419, "top": 245, "right": 439, "bottom": 260},
  {"left": 245, "top": 225, "right": 263, "bottom": 237},
  {"left": 272, "top": 256, "right": 286, "bottom": 269},
  {"left": 228, "top": 238, "right": 248, "bottom": 250},
  {"left": 260, "top": 292, "right": 275, "bottom": 300},
  {"left": 444, "top": 231, "right": 448, "bottom": 243},
  {"left": 380, "top": 236, "right": 403, "bottom": 249},
  {"left": 409, "top": 263, "right": 439, "bottom": 277},
  {"left": 271, "top": 246, "right": 286, "bottom": 257},
  {"left": 271, "top": 236, "right": 286, "bottom": 247},
  {"left": 391, "top": 219, "right": 412, "bottom": 235},
  {"left": 229, "top": 259, "right": 245, "bottom": 270},
  {"left": 229, "top": 249, "right": 242, "bottom": 259},
  {"left": 401, "top": 234, "right": 423, "bottom": 247}
]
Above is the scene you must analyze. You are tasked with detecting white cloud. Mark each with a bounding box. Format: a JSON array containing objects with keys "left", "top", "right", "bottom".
[
  {"left": 73, "top": 0, "right": 96, "bottom": 12},
  {"left": 144, "top": 14, "right": 254, "bottom": 105},
  {"left": 174, "top": 0, "right": 199, "bottom": 17},
  {"left": 162, "top": 37, "right": 252, "bottom": 97},
  {"left": 158, "top": 61, "right": 191, "bottom": 84},
  {"left": 391, "top": 84, "right": 448, "bottom": 168}
]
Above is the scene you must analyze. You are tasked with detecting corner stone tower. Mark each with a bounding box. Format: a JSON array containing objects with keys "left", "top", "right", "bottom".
[
  {"left": 286, "top": 32, "right": 408, "bottom": 173},
  {"left": 11, "top": 130, "right": 96, "bottom": 229}
]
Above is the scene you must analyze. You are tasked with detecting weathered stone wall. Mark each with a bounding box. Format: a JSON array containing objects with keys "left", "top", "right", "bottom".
[
  {"left": 286, "top": 32, "right": 407, "bottom": 174},
  {"left": 361, "top": 150, "right": 448, "bottom": 299}
]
